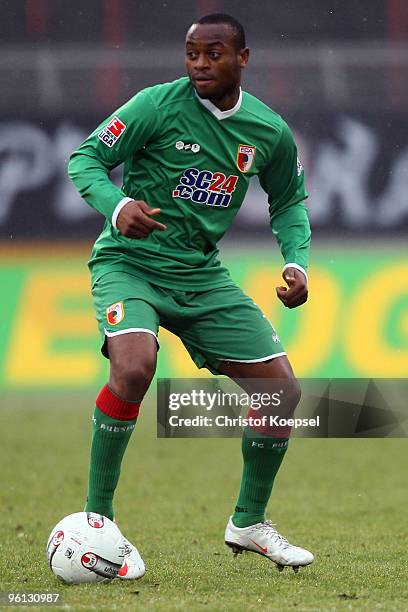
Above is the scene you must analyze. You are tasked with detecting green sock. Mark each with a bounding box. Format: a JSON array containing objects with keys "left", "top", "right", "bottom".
[
  {"left": 84, "top": 406, "right": 137, "bottom": 520},
  {"left": 232, "top": 428, "right": 289, "bottom": 528}
]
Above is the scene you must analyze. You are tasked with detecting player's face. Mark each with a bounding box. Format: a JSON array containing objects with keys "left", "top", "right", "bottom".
[{"left": 185, "top": 23, "right": 249, "bottom": 109}]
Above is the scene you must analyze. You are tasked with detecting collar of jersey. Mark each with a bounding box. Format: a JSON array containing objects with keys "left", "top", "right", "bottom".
[{"left": 195, "top": 88, "right": 242, "bottom": 120}]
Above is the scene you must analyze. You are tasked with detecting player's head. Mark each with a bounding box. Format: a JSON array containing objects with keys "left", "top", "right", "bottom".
[{"left": 185, "top": 13, "right": 249, "bottom": 103}]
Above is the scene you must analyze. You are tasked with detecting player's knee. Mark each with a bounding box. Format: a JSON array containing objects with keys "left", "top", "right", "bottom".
[{"left": 109, "top": 358, "right": 156, "bottom": 399}]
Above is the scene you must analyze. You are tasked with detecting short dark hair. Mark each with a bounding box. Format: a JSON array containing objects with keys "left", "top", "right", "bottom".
[{"left": 195, "top": 13, "right": 246, "bottom": 51}]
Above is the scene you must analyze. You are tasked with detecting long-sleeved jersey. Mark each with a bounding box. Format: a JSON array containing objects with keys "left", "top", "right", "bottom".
[{"left": 68, "top": 76, "right": 310, "bottom": 289}]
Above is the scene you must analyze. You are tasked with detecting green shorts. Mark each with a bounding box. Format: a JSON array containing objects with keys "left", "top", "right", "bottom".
[{"left": 92, "top": 271, "right": 286, "bottom": 375}]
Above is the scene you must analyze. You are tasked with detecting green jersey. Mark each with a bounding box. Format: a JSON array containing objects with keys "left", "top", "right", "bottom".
[{"left": 68, "top": 76, "right": 310, "bottom": 290}]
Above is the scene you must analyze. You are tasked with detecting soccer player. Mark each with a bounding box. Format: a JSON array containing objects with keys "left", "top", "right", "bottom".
[{"left": 68, "top": 13, "right": 313, "bottom": 578}]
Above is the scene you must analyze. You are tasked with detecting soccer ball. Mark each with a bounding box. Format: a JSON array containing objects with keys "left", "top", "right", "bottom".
[{"left": 46, "top": 512, "right": 124, "bottom": 584}]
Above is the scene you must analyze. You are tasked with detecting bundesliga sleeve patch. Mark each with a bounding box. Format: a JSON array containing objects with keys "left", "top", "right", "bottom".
[{"left": 98, "top": 116, "right": 127, "bottom": 148}]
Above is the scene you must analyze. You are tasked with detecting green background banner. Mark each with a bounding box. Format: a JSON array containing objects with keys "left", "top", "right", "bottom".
[{"left": 0, "top": 244, "right": 406, "bottom": 389}]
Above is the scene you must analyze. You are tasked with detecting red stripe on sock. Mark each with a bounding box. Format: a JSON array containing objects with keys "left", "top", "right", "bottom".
[
  {"left": 247, "top": 407, "right": 291, "bottom": 438},
  {"left": 96, "top": 385, "right": 140, "bottom": 420}
]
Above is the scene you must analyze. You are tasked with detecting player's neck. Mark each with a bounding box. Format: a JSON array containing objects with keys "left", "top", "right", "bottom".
[{"left": 209, "top": 85, "right": 241, "bottom": 112}]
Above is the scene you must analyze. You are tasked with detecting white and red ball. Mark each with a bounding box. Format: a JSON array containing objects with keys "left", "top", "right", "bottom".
[{"left": 46, "top": 512, "right": 123, "bottom": 584}]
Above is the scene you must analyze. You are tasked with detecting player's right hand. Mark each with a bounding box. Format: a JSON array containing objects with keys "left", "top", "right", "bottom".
[{"left": 116, "top": 200, "right": 167, "bottom": 239}]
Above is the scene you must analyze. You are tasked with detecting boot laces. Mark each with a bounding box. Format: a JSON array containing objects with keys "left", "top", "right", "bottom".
[{"left": 257, "top": 520, "right": 290, "bottom": 549}]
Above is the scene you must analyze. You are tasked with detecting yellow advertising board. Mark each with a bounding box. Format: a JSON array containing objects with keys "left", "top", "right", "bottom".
[{"left": 0, "top": 245, "right": 406, "bottom": 389}]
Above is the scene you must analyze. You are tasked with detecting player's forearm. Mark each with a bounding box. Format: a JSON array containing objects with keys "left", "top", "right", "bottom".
[
  {"left": 68, "top": 151, "right": 127, "bottom": 221},
  {"left": 270, "top": 202, "right": 311, "bottom": 271}
]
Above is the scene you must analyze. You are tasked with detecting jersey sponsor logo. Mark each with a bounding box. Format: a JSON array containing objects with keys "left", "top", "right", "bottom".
[
  {"left": 236, "top": 144, "right": 256, "bottom": 173},
  {"left": 106, "top": 301, "right": 125, "bottom": 325},
  {"left": 98, "top": 116, "right": 127, "bottom": 148},
  {"left": 172, "top": 167, "right": 239, "bottom": 208},
  {"left": 175, "top": 141, "right": 201, "bottom": 153}
]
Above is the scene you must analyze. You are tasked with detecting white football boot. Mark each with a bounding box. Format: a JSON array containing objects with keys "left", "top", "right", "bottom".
[
  {"left": 115, "top": 526, "right": 145, "bottom": 580},
  {"left": 225, "top": 516, "right": 314, "bottom": 572}
]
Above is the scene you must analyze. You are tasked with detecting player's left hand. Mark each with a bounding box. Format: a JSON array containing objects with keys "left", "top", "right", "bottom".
[{"left": 276, "top": 268, "right": 308, "bottom": 308}]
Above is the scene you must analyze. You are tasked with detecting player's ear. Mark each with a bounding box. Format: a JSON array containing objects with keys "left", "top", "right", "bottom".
[{"left": 239, "top": 47, "right": 249, "bottom": 69}]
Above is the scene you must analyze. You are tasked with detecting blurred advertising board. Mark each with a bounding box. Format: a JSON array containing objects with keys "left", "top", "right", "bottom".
[
  {"left": 0, "top": 112, "right": 407, "bottom": 239},
  {"left": 0, "top": 245, "right": 406, "bottom": 390}
]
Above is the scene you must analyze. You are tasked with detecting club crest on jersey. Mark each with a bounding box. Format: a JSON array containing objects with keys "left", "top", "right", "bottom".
[
  {"left": 106, "top": 302, "right": 124, "bottom": 326},
  {"left": 98, "top": 116, "right": 126, "bottom": 148},
  {"left": 172, "top": 167, "right": 239, "bottom": 208},
  {"left": 236, "top": 144, "right": 256, "bottom": 173}
]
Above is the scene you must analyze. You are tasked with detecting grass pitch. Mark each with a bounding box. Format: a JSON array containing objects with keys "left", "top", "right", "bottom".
[{"left": 0, "top": 391, "right": 407, "bottom": 611}]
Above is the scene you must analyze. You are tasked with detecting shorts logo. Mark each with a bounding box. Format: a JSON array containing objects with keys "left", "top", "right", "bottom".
[
  {"left": 98, "top": 116, "right": 127, "bottom": 148},
  {"left": 106, "top": 302, "right": 124, "bottom": 326},
  {"left": 237, "top": 144, "right": 256, "bottom": 173},
  {"left": 297, "top": 157, "right": 303, "bottom": 176},
  {"left": 172, "top": 167, "right": 239, "bottom": 208}
]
